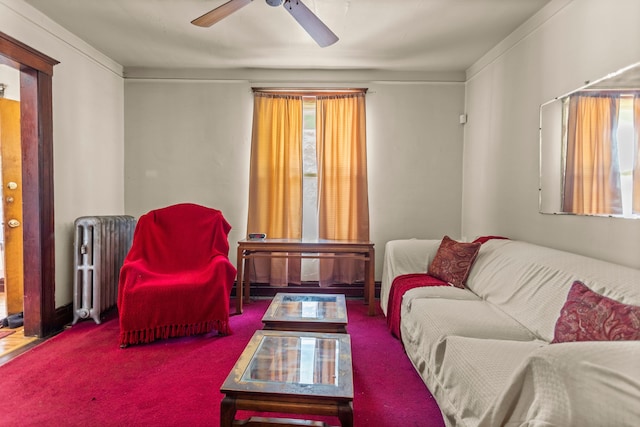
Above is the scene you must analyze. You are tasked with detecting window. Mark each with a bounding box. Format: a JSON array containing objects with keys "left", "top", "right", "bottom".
[
  {"left": 561, "top": 91, "right": 640, "bottom": 217},
  {"left": 247, "top": 90, "right": 369, "bottom": 287}
]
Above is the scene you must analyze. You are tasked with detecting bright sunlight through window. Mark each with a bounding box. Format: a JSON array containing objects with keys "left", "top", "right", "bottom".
[
  {"left": 617, "top": 96, "right": 636, "bottom": 217},
  {"left": 302, "top": 97, "right": 319, "bottom": 280}
]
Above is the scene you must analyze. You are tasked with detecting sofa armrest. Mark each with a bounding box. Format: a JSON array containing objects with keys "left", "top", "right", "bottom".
[
  {"left": 380, "top": 239, "right": 441, "bottom": 315},
  {"left": 479, "top": 340, "right": 640, "bottom": 427}
]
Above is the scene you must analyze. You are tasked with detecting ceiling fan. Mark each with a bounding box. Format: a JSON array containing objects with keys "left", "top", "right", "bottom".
[{"left": 191, "top": 0, "right": 339, "bottom": 48}]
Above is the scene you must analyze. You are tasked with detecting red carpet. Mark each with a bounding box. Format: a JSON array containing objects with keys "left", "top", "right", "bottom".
[{"left": 0, "top": 299, "right": 444, "bottom": 427}]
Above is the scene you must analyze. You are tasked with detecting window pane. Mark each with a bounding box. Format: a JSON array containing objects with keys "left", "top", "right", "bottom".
[
  {"left": 617, "top": 96, "right": 634, "bottom": 216},
  {"left": 302, "top": 98, "right": 318, "bottom": 281}
]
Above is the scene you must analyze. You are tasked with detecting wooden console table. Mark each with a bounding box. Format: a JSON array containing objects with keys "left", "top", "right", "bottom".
[{"left": 235, "top": 239, "right": 375, "bottom": 316}]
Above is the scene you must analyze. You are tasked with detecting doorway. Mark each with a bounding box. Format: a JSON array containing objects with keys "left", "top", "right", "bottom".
[
  {"left": 0, "top": 32, "right": 58, "bottom": 337},
  {"left": 0, "top": 65, "right": 24, "bottom": 324}
]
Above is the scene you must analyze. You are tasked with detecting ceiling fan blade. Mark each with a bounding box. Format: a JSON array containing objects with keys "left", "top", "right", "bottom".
[
  {"left": 283, "top": 0, "right": 339, "bottom": 47},
  {"left": 191, "top": 0, "right": 253, "bottom": 27}
]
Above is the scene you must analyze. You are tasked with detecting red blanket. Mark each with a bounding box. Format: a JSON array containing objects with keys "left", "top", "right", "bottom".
[
  {"left": 117, "top": 203, "right": 237, "bottom": 347},
  {"left": 387, "top": 274, "right": 448, "bottom": 340}
]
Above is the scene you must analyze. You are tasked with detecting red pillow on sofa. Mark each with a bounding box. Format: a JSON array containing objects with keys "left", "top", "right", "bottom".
[
  {"left": 427, "top": 236, "right": 481, "bottom": 289},
  {"left": 552, "top": 281, "right": 640, "bottom": 343}
]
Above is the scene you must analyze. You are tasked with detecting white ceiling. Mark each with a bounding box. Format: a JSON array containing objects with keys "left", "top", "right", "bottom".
[{"left": 23, "top": 0, "right": 551, "bottom": 72}]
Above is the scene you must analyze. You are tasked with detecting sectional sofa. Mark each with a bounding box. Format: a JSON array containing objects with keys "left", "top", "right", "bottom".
[{"left": 380, "top": 237, "right": 640, "bottom": 426}]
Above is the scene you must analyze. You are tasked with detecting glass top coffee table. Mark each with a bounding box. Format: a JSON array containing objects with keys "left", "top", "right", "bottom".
[
  {"left": 220, "top": 329, "right": 353, "bottom": 427},
  {"left": 262, "top": 293, "right": 348, "bottom": 333}
]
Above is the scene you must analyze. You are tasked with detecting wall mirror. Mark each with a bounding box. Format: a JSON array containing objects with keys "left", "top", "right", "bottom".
[{"left": 539, "top": 61, "right": 640, "bottom": 218}]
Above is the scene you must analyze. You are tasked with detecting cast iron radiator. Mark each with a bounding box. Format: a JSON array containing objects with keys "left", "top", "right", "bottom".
[{"left": 72, "top": 215, "right": 136, "bottom": 325}]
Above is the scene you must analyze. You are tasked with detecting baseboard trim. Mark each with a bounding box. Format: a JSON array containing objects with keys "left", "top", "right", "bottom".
[{"left": 52, "top": 303, "right": 73, "bottom": 336}]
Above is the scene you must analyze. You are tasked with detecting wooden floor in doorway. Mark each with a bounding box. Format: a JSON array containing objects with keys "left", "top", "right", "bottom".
[{"left": 0, "top": 292, "right": 41, "bottom": 366}]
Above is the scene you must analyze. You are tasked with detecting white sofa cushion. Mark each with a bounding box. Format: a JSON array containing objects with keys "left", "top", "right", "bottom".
[
  {"left": 402, "top": 290, "right": 538, "bottom": 345},
  {"left": 403, "top": 285, "right": 481, "bottom": 302},
  {"left": 479, "top": 341, "right": 640, "bottom": 427},
  {"left": 466, "top": 240, "right": 640, "bottom": 342},
  {"left": 400, "top": 293, "right": 539, "bottom": 391},
  {"left": 430, "top": 337, "right": 545, "bottom": 427}
]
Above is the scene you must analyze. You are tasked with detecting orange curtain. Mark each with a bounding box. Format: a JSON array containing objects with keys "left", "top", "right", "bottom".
[
  {"left": 247, "top": 93, "right": 302, "bottom": 286},
  {"left": 563, "top": 92, "right": 622, "bottom": 215},
  {"left": 316, "top": 93, "right": 369, "bottom": 286},
  {"left": 633, "top": 94, "right": 640, "bottom": 214}
]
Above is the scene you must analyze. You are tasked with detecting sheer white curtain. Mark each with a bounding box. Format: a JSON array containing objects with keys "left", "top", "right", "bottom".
[{"left": 633, "top": 94, "right": 640, "bottom": 214}]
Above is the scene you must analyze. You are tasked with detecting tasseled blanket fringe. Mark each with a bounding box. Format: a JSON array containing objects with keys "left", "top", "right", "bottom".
[{"left": 119, "top": 320, "right": 231, "bottom": 347}]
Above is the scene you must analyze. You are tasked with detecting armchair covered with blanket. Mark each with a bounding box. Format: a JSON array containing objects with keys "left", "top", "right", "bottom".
[{"left": 117, "top": 203, "right": 237, "bottom": 347}]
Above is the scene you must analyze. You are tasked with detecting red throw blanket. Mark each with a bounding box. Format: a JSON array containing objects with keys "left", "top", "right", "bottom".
[
  {"left": 387, "top": 274, "right": 448, "bottom": 340},
  {"left": 117, "top": 203, "right": 237, "bottom": 347}
]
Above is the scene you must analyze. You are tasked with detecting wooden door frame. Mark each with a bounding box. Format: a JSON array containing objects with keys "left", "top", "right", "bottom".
[{"left": 0, "top": 31, "right": 59, "bottom": 337}]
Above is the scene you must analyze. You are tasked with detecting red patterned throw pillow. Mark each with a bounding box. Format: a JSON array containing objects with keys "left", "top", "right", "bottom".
[
  {"left": 427, "top": 236, "right": 481, "bottom": 289},
  {"left": 552, "top": 281, "right": 640, "bottom": 343}
]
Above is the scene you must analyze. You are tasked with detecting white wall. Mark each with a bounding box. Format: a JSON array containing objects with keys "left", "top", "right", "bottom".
[
  {"left": 124, "top": 79, "right": 253, "bottom": 254},
  {"left": 463, "top": 0, "right": 640, "bottom": 268},
  {"left": 0, "top": 0, "right": 126, "bottom": 307},
  {"left": 124, "top": 71, "right": 466, "bottom": 278}
]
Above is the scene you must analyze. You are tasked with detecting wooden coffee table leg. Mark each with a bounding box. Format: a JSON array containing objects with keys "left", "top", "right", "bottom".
[
  {"left": 220, "top": 395, "right": 237, "bottom": 427},
  {"left": 337, "top": 402, "right": 353, "bottom": 427},
  {"left": 243, "top": 257, "right": 251, "bottom": 304},
  {"left": 235, "top": 246, "right": 244, "bottom": 314}
]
